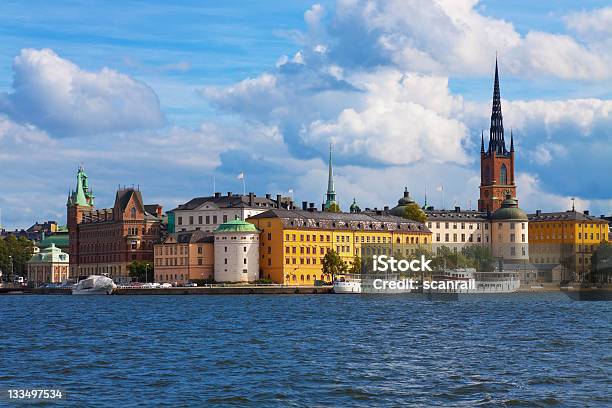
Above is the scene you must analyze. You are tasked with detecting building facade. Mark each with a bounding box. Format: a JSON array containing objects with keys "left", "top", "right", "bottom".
[
  {"left": 528, "top": 209, "right": 608, "bottom": 281},
  {"left": 27, "top": 243, "right": 69, "bottom": 285},
  {"left": 66, "top": 167, "right": 163, "bottom": 282},
  {"left": 213, "top": 219, "right": 260, "bottom": 282},
  {"left": 248, "top": 209, "right": 431, "bottom": 286},
  {"left": 154, "top": 231, "right": 214, "bottom": 284},
  {"left": 170, "top": 192, "right": 292, "bottom": 234},
  {"left": 478, "top": 59, "right": 516, "bottom": 214}
]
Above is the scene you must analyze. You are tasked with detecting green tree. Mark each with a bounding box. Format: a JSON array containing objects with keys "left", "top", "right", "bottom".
[
  {"left": 0, "top": 236, "right": 34, "bottom": 281},
  {"left": 462, "top": 244, "right": 494, "bottom": 271},
  {"left": 322, "top": 250, "right": 347, "bottom": 281},
  {"left": 127, "top": 261, "right": 154, "bottom": 282},
  {"left": 403, "top": 203, "right": 427, "bottom": 223},
  {"left": 349, "top": 255, "right": 362, "bottom": 274}
]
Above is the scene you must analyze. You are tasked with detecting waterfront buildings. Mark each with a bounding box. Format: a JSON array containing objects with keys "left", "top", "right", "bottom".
[
  {"left": 27, "top": 243, "right": 69, "bottom": 285},
  {"left": 213, "top": 219, "right": 260, "bottom": 282},
  {"left": 170, "top": 192, "right": 292, "bottom": 233},
  {"left": 248, "top": 209, "right": 431, "bottom": 285},
  {"left": 154, "top": 231, "right": 214, "bottom": 284},
  {"left": 528, "top": 209, "right": 609, "bottom": 281},
  {"left": 66, "top": 166, "right": 163, "bottom": 282}
]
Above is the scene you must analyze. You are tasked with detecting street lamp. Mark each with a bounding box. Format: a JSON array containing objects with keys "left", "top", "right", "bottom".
[
  {"left": 9, "top": 255, "right": 13, "bottom": 284},
  {"left": 145, "top": 263, "right": 148, "bottom": 284}
]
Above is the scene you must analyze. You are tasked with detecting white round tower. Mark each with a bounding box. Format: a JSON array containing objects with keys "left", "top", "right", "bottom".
[{"left": 213, "top": 219, "right": 260, "bottom": 282}]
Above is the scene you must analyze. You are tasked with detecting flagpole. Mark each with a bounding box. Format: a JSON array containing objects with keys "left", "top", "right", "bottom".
[
  {"left": 242, "top": 173, "right": 246, "bottom": 196},
  {"left": 213, "top": 174, "right": 216, "bottom": 195}
]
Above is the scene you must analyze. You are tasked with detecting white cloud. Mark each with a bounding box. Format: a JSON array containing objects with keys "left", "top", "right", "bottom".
[
  {"left": 333, "top": 0, "right": 611, "bottom": 80},
  {"left": 565, "top": 7, "right": 612, "bottom": 41},
  {"left": 0, "top": 48, "right": 165, "bottom": 136}
]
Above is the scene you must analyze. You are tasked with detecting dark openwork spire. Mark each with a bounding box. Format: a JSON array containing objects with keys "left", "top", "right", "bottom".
[
  {"left": 481, "top": 129, "right": 485, "bottom": 153},
  {"left": 488, "top": 57, "right": 507, "bottom": 156},
  {"left": 510, "top": 129, "right": 514, "bottom": 152}
]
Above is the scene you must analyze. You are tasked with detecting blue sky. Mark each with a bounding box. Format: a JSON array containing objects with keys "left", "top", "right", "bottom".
[{"left": 0, "top": 0, "right": 610, "bottom": 229}]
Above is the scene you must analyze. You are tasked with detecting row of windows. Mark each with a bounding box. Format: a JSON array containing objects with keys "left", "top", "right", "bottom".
[
  {"left": 436, "top": 233, "right": 489, "bottom": 243},
  {"left": 177, "top": 214, "right": 228, "bottom": 226},
  {"left": 428, "top": 222, "right": 487, "bottom": 230}
]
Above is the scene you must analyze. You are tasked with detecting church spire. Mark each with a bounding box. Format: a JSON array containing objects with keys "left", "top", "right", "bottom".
[
  {"left": 324, "top": 143, "right": 338, "bottom": 211},
  {"left": 488, "top": 57, "right": 507, "bottom": 155},
  {"left": 481, "top": 129, "right": 485, "bottom": 153},
  {"left": 510, "top": 129, "right": 514, "bottom": 152}
]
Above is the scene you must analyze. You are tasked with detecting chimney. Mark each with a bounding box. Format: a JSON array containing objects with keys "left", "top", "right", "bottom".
[
  {"left": 276, "top": 194, "right": 282, "bottom": 208},
  {"left": 584, "top": 210, "right": 590, "bottom": 216},
  {"left": 309, "top": 202, "right": 314, "bottom": 209},
  {"left": 455, "top": 206, "right": 460, "bottom": 212},
  {"left": 265, "top": 193, "right": 271, "bottom": 199},
  {"left": 302, "top": 201, "right": 308, "bottom": 210},
  {"left": 383, "top": 206, "right": 389, "bottom": 212},
  {"left": 248, "top": 192, "right": 254, "bottom": 206},
  {"left": 227, "top": 192, "right": 232, "bottom": 197},
  {"left": 536, "top": 210, "right": 541, "bottom": 215},
  {"left": 321, "top": 203, "right": 325, "bottom": 211},
  {"left": 427, "top": 206, "right": 434, "bottom": 211},
  {"left": 214, "top": 192, "right": 221, "bottom": 198}
]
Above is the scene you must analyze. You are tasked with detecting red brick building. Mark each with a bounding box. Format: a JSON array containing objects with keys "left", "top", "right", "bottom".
[{"left": 66, "top": 167, "right": 163, "bottom": 282}]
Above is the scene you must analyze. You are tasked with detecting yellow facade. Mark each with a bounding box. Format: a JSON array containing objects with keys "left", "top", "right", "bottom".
[
  {"left": 248, "top": 211, "right": 431, "bottom": 285},
  {"left": 529, "top": 211, "right": 608, "bottom": 280}
]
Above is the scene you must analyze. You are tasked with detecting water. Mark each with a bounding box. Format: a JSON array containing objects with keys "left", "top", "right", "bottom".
[{"left": 1, "top": 293, "right": 610, "bottom": 407}]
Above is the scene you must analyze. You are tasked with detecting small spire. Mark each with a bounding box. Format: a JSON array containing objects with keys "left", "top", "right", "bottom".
[
  {"left": 481, "top": 129, "right": 485, "bottom": 152},
  {"left": 510, "top": 129, "right": 514, "bottom": 152}
]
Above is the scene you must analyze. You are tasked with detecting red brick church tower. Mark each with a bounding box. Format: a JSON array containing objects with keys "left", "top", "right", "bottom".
[{"left": 478, "top": 59, "right": 516, "bottom": 213}]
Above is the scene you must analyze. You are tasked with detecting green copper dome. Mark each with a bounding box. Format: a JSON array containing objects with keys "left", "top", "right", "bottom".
[
  {"left": 492, "top": 197, "right": 528, "bottom": 221},
  {"left": 214, "top": 219, "right": 259, "bottom": 233},
  {"left": 349, "top": 198, "right": 361, "bottom": 213},
  {"left": 389, "top": 188, "right": 417, "bottom": 216}
]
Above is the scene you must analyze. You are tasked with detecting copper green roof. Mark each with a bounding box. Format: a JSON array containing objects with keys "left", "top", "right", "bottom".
[
  {"left": 492, "top": 197, "right": 528, "bottom": 221},
  {"left": 214, "top": 219, "right": 259, "bottom": 233},
  {"left": 38, "top": 233, "right": 69, "bottom": 249}
]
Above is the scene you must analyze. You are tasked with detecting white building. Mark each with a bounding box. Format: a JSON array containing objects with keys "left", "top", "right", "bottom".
[
  {"left": 425, "top": 207, "right": 491, "bottom": 252},
  {"left": 171, "top": 192, "right": 292, "bottom": 233},
  {"left": 213, "top": 219, "right": 260, "bottom": 282}
]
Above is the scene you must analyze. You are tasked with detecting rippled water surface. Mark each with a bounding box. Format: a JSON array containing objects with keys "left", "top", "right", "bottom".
[{"left": 1, "top": 293, "right": 611, "bottom": 407}]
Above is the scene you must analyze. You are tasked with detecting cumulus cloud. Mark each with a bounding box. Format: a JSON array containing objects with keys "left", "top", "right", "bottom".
[
  {"left": 302, "top": 69, "right": 470, "bottom": 165},
  {"left": 329, "top": 0, "right": 611, "bottom": 80},
  {"left": 0, "top": 48, "right": 165, "bottom": 136},
  {"left": 565, "top": 7, "right": 612, "bottom": 41}
]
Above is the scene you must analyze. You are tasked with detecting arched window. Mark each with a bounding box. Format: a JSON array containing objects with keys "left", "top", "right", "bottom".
[
  {"left": 500, "top": 164, "right": 508, "bottom": 185},
  {"left": 130, "top": 207, "right": 136, "bottom": 218}
]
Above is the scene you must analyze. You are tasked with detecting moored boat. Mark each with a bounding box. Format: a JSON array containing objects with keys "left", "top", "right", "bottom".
[{"left": 72, "top": 275, "right": 116, "bottom": 295}]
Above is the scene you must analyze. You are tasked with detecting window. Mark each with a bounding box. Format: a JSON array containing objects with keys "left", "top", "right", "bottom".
[
  {"left": 206, "top": 216, "right": 210, "bottom": 224},
  {"left": 500, "top": 164, "right": 508, "bottom": 185},
  {"left": 223, "top": 215, "right": 228, "bottom": 223},
  {"left": 198, "top": 216, "right": 202, "bottom": 224},
  {"left": 178, "top": 217, "right": 183, "bottom": 225},
  {"left": 131, "top": 207, "right": 136, "bottom": 218},
  {"left": 189, "top": 216, "right": 194, "bottom": 225},
  {"left": 213, "top": 216, "right": 217, "bottom": 224}
]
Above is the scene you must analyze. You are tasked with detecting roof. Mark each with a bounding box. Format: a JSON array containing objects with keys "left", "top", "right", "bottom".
[
  {"left": 248, "top": 209, "right": 430, "bottom": 233},
  {"left": 28, "top": 243, "right": 69, "bottom": 263},
  {"left": 37, "top": 233, "right": 69, "bottom": 249},
  {"left": 163, "top": 230, "right": 214, "bottom": 244},
  {"left": 492, "top": 198, "right": 528, "bottom": 221},
  {"left": 172, "top": 194, "right": 282, "bottom": 212},
  {"left": 214, "top": 219, "right": 259, "bottom": 233},
  {"left": 528, "top": 211, "right": 608, "bottom": 223},
  {"left": 425, "top": 209, "right": 488, "bottom": 221}
]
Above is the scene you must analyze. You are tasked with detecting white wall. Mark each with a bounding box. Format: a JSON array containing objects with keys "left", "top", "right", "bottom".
[{"left": 213, "top": 233, "right": 259, "bottom": 282}]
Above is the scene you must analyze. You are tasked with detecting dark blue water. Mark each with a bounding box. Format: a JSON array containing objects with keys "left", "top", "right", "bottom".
[{"left": 1, "top": 293, "right": 610, "bottom": 407}]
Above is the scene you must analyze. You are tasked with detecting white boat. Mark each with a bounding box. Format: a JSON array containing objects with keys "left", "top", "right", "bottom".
[
  {"left": 72, "top": 275, "right": 117, "bottom": 295},
  {"left": 334, "top": 273, "right": 416, "bottom": 294},
  {"left": 334, "top": 269, "right": 520, "bottom": 294},
  {"left": 333, "top": 275, "right": 362, "bottom": 294},
  {"left": 429, "top": 268, "right": 520, "bottom": 294}
]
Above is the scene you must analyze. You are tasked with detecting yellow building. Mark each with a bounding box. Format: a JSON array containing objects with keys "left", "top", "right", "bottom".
[
  {"left": 248, "top": 208, "right": 432, "bottom": 285},
  {"left": 528, "top": 210, "right": 608, "bottom": 281}
]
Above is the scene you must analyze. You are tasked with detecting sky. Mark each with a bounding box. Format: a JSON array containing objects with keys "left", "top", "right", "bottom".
[{"left": 0, "top": 0, "right": 610, "bottom": 229}]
